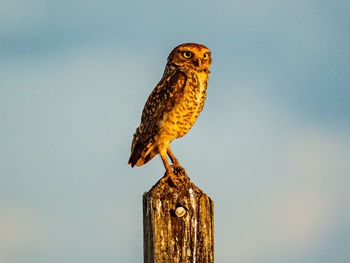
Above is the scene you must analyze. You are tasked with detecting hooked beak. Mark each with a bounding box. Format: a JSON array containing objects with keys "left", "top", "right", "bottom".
[{"left": 193, "top": 58, "right": 201, "bottom": 67}]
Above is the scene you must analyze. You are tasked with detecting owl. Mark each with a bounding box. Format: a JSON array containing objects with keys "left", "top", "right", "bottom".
[{"left": 128, "top": 43, "right": 212, "bottom": 177}]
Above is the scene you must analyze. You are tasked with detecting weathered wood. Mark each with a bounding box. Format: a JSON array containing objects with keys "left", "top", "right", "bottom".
[{"left": 143, "top": 167, "right": 214, "bottom": 263}]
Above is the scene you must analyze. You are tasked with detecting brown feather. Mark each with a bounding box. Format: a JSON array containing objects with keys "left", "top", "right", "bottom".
[
  {"left": 128, "top": 71, "right": 187, "bottom": 167},
  {"left": 128, "top": 43, "right": 211, "bottom": 172}
]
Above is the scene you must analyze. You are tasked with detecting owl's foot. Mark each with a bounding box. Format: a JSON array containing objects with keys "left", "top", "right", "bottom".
[
  {"left": 170, "top": 165, "right": 186, "bottom": 176},
  {"left": 160, "top": 169, "right": 180, "bottom": 189},
  {"left": 169, "top": 157, "right": 182, "bottom": 173},
  {"left": 160, "top": 166, "right": 190, "bottom": 189},
  {"left": 169, "top": 164, "right": 180, "bottom": 172},
  {"left": 173, "top": 166, "right": 190, "bottom": 185},
  {"left": 171, "top": 159, "right": 180, "bottom": 167}
]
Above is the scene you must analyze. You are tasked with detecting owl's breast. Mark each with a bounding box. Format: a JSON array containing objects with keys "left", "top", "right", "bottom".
[{"left": 161, "top": 70, "right": 209, "bottom": 139}]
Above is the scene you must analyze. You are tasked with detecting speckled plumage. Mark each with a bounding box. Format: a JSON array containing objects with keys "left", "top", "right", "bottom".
[{"left": 128, "top": 43, "right": 212, "bottom": 175}]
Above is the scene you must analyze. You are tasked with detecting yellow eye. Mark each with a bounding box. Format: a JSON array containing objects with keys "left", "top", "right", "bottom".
[
  {"left": 203, "top": 53, "right": 209, "bottom": 60},
  {"left": 182, "top": 51, "right": 192, "bottom": 59}
]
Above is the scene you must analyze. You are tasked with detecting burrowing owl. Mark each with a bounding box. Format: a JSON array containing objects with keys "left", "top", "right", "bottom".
[{"left": 128, "top": 43, "right": 212, "bottom": 177}]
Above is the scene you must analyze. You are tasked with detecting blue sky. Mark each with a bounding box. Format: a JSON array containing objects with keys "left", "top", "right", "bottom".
[{"left": 1, "top": 0, "right": 349, "bottom": 262}]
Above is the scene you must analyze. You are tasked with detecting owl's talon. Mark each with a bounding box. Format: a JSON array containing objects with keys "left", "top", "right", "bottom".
[
  {"left": 172, "top": 165, "right": 186, "bottom": 176},
  {"left": 160, "top": 170, "right": 180, "bottom": 189},
  {"left": 173, "top": 160, "right": 180, "bottom": 167},
  {"left": 169, "top": 162, "right": 181, "bottom": 171},
  {"left": 172, "top": 162, "right": 180, "bottom": 167}
]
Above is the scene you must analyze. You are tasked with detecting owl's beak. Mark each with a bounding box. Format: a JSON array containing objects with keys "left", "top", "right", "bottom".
[{"left": 193, "top": 58, "right": 201, "bottom": 67}]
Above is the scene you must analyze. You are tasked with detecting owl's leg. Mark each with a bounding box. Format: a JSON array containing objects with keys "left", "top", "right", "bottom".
[
  {"left": 159, "top": 149, "right": 182, "bottom": 188},
  {"left": 167, "top": 145, "right": 187, "bottom": 178},
  {"left": 167, "top": 145, "right": 179, "bottom": 167},
  {"left": 159, "top": 149, "right": 173, "bottom": 175}
]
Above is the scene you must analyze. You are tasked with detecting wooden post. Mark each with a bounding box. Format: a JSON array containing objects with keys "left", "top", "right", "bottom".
[{"left": 143, "top": 167, "right": 214, "bottom": 263}]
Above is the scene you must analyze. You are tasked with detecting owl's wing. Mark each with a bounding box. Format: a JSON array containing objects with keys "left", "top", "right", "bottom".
[
  {"left": 141, "top": 69, "right": 186, "bottom": 123},
  {"left": 128, "top": 69, "right": 187, "bottom": 167}
]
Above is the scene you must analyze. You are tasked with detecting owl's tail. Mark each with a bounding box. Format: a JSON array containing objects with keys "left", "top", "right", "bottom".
[{"left": 128, "top": 140, "right": 158, "bottom": 167}]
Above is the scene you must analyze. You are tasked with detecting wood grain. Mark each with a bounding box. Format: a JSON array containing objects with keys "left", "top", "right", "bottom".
[{"left": 143, "top": 167, "right": 214, "bottom": 263}]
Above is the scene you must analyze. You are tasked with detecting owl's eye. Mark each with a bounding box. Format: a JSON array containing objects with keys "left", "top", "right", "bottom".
[
  {"left": 182, "top": 51, "right": 193, "bottom": 59},
  {"left": 203, "top": 53, "right": 209, "bottom": 60}
]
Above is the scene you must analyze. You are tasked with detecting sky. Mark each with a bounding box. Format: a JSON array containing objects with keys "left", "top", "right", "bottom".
[{"left": 0, "top": 0, "right": 349, "bottom": 262}]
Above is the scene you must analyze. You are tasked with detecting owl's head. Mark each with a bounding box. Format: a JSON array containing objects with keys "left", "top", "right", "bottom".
[{"left": 167, "top": 43, "right": 211, "bottom": 72}]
